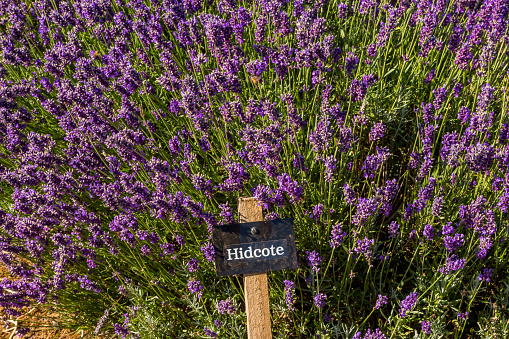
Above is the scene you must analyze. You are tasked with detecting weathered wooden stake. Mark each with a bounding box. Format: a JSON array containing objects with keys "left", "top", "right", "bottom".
[{"left": 238, "top": 197, "right": 272, "bottom": 339}]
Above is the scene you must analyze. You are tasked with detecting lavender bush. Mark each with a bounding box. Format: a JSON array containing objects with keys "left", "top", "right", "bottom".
[{"left": 0, "top": 0, "right": 508, "bottom": 338}]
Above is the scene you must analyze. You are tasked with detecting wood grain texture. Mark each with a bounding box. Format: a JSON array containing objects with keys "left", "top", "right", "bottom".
[
  {"left": 238, "top": 197, "right": 264, "bottom": 223},
  {"left": 244, "top": 272, "right": 271, "bottom": 339},
  {"left": 238, "top": 197, "right": 272, "bottom": 339}
]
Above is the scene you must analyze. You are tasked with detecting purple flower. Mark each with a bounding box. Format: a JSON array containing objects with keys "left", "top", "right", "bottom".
[
  {"left": 277, "top": 173, "right": 303, "bottom": 204},
  {"left": 314, "top": 293, "right": 326, "bottom": 309},
  {"left": 336, "top": 125, "right": 356, "bottom": 152},
  {"left": 424, "top": 69, "right": 435, "bottom": 85},
  {"left": 187, "top": 258, "right": 200, "bottom": 273},
  {"left": 421, "top": 320, "right": 432, "bottom": 335},
  {"left": 374, "top": 294, "right": 388, "bottom": 310},
  {"left": 432, "top": 195, "right": 444, "bottom": 216},
  {"left": 353, "top": 237, "right": 375, "bottom": 264},
  {"left": 292, "top": 153, "right": 308, "bottom": 172},
  {"left": 40, "top": 76, "right": 54, "bottom": 91},
  {"left": 443, "top": 233, "right": 465, "bottom": 252},
  {"left": 388, "top": 221, "right": 400, "bottom": 238},
  {"left": 465, "top": 143, "right": 494, "bottom": 173},
  {"left": 421, "top": 124, "right": 436, "bottom": 156},
  {"left": 479, "top": 268, "right": 493, "bottom": 282},
  {"left": 219, "top": 203, "right": 235, "bottom": 224},
  {"left": 470, "top": 84, "right": 495, "bottom": 134},
  {"left": 423, "top": 224, "right": 434, "bottom": 241},
  {"left": 498, "top": 189, "right": 509, "bottom": 213},
  {"left": 408, "top": 151, "right": 421, "bottom": 170},
  {"left": 160, "top": 243, "right": 175, "bottom": 257},
  {"left": 421, "top": 102, "right": 435, "bottom": 125},
  {"left": 438, "top": 255, "right": 466, "bottom": 274},
  {"left": 338, "top": 3, "right": 348, "bottom": 18},
  {"left": 216, "top": 161, "right": 250, "bottom": 193},
  {"left": 459, "top": 195, "right": 496, "bottom": 236},
  {"left": 95, "top": 309, "right": 109, "bottom": 335},
  {"left": 399, "top": 292, "right": 418, "bottom": 317},
  {"left": 217, "top": 298, "right": 236, "bottom": 314},
  {"left": 176, "top": 234, "right": 185, "bottom": 247},
  {"left": 201, "top": 243, "right": 215, "bottom": 262},
  {"left": 458, "top": 312, "right": 469, "bottom": 321},
  {"left": 373, "top": 178, "right": 399, "bottom": 217},
  {"left": 246, "top": 58, "right": 268, "bottom": 77},
  {"left": 311, "top": 204, "right": 324, "bottom": 220},
  {"left": 455, "top": 43, "right": 472, "bottom": 70},
  {"left": 362, "top": 146, "right": 391, "bottom": 179},
  {"left": 330, "top": 223, "right": 347, "bottom": 248},
  {"left": 305, "top": 250, "right": 322, "bottom": 273},
  {"left": 492, "top": 176, "right": 504, "bottom": 192},
  {"left": 413, "top": 177, "right": 436, "bottom": 213},
  {"left": 432, "top": 84, "right": 447, "bottom": 110},
  {"left": 349, "top": 74, "right": 377, "bottom": 102},
  {"left": 457, "top": 106, "right": 470, "bottom": 124},
  {"left": 140, "top": 245, "right": 152, "bottom": 256},
  {"left": 252, "top": 185, "right": 276, "bottom": 210},
  {"left": 369, "top": 122, "right": 386, "bottom": 141},
  {"left": 309, "top": 114, "right": 333, "bottom": 153},
  {"left": 323, "top": 155, "right": 337, "bottom": 182},
  {"left": 203, "top": 326, "right": 217, "bottom": 338},
  {"left": 440, "top": 131, "right": 463, "bottom": 168},
  {"left": 343, "top": 184, "right": 357, "bottom": 205},
  {"left": 499, "top": 124, "right": 509, "bottom": 144},
  {"left": 187, "top": 279, "right": 204, "bottom": 298},
  {"left": 354, "top": 328, "right": 388, "bottom": 339},
  {"left": 477, "top": 236, "right": 493, "bottom": 259},
  {"left": 441, "top": 223, "right": 455, "bottom": 236},
  {"left": 359, "top": 0, "right": 376, "bottom": 14},
  {"left": 200, "top": 13, "right": 233, "bottom": 61},
  {"left": 496, "top": 145, "right": 509, "bottom": 172},
  {"left": 345, "top": 52, "right": 359, "bottom": 75},
  {"left": 449, "top": 25, "right": 463, "bottom": 52},
  {"left": 192, "top": 174, "right": 213, "bottom": 198},
  {"left": 453, "top": 82, "right": 463, "bottom": 97},
  {"left": 113, "top": 323, "right": 130, "bottom": 338},
  {"left": 352, "top": 197, "right": 379, "bottom": 226},
  {"left": 367, "top": 44, "right": 377, "bottom": 58},
  {"left": 283, "top": 280, "right": 296, "bottom": 310}
]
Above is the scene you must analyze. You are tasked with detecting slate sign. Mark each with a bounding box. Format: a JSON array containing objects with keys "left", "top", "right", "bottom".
[{"left": 212, "top": 218, "right": 298, "bottom": 276}]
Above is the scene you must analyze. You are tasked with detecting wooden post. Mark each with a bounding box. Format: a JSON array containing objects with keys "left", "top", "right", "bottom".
[{"left": 238, "top": 197, "right": 272, "bottom": 339}]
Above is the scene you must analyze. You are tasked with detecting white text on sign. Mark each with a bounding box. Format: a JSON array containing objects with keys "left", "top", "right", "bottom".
[{"left": 224, "top": 239, "right": 288, "bottom": 263}]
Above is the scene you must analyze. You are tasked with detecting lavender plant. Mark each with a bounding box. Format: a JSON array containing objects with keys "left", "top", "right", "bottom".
[{"left": 0, "top": 0, "right": 508, "bottom": 338}]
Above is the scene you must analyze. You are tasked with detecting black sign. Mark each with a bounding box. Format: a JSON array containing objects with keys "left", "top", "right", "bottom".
[{"left": 212, "top": 218, "right": 298, "bottom": 276}]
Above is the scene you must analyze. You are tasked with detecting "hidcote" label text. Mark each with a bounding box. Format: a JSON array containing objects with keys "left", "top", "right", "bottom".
[{"left": 225, "top": 239, "right": 288, "bottom": 263}]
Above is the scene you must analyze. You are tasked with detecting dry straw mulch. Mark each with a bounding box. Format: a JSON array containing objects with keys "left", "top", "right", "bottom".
[{"left": 0, "top": 263, "right": 112, "bottom": 339}]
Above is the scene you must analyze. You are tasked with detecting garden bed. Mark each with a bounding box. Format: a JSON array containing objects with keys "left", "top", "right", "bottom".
[{"left": 0, "top": 0, "right": 508, "bottom": 338}]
